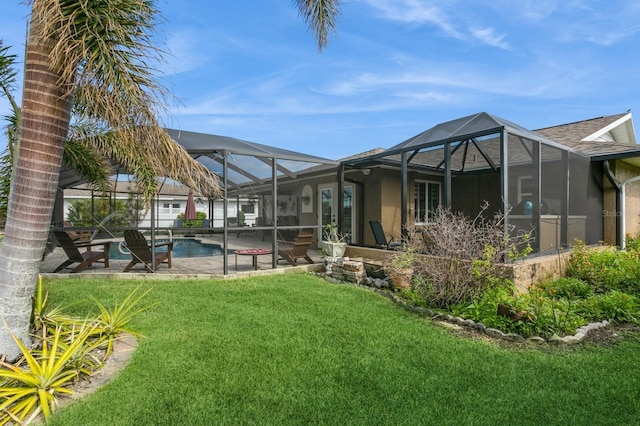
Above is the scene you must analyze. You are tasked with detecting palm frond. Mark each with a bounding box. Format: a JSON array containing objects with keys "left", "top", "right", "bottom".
[
  {"left": 31, "top": 0, "right": 220, "bottom": 200},
  {"left": 294, "top": 0, "right": 341, "bottom": 50},
  {"left": 64, "top": 123, "right": 113, "bottom": 194}
]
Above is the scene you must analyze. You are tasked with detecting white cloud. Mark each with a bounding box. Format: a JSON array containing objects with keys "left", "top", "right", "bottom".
[
  {"left": 358, "top": 0, "right": 464, "bottom": 39},
  {"left": 358, "top": 0, "right": 517, "bottom": 49},
  {"left": 470, "top": 27, "right": 510, "bottom": 49},
  {"left": 161, "top": 30, "right": 211, "bottom": 76}
]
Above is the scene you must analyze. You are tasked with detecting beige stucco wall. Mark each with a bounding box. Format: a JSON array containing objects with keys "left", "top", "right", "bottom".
[
  {"left": 358, "top": 170, "right": 383, "bottom": 247},
  {"left": 380, "top": 170, "right": 403, "bottom": 242},
  {"left": 618, "top": 161, "right": 640, "bottom": 238},
  {"left": 602, "top": 160, "right": 640, "bottom": 245}
]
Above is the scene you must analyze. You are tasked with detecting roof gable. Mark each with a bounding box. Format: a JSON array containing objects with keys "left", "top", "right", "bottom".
[{"left": 534, "top": 113, "right": 636, "bottom": 147}]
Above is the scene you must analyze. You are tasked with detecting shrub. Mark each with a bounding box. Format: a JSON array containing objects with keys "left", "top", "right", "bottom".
[
  {"left": 67, "top": 194, "right": 143, "bottom": 229},
  {"left": 625, "top": 234, "right": 640, "bottom": 252},
  {"left": 567, "top": 240, "right": 640, "bottom": 296},
  {"left": 450, "top": 283, "right": 520, "bottom": 331},
  {"left": 522, "top": 289, "right": 587, "bottom": 337},
  {"left": 411, "top": 203, "right": 531, "bottom": 308},
  {"left": 176, "top": 211, "right": 207, "bottom": 228},
  {"left": 537, "top": 277, "right": 593, "bottom": 300},
  {"left": 578, "top": 291, "right": 640, "bottom": 324}
]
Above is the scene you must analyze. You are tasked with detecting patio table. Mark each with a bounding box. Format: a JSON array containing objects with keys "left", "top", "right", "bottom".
[{"left": 235, "top": 248, "right": 273, "bottom": 271}]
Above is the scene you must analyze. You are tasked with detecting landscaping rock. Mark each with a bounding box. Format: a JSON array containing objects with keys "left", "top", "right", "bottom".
[
  {"left": 485, "top": 328, "right": 504, "bottom": 339},
  {"left": 503, "top": 333, "right": 525, "bottom": 342},
  {"left": 548, "top": 335, "right": 564, "bottom": 345}
]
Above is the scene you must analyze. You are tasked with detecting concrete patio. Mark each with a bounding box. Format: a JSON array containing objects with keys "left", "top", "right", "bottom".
[{"left": 40, "top": 231, "right": 325, "bottom": 278}]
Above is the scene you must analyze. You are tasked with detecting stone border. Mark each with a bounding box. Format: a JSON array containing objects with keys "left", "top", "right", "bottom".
[{"left": 322, "top": 274, "right": 612, "bottom": 345}]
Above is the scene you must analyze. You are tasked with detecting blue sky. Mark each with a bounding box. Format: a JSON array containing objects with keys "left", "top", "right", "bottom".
[{"left": 1, "top": 0, "right": 640, "bottom": 160}]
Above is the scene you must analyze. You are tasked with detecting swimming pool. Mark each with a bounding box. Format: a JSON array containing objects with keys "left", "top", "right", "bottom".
[{"left": 109, "top": 238, "right": 228, "bottom": 260}]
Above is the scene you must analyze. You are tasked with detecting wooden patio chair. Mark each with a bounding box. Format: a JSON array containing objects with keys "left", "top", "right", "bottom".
[
  {"left": 278, "top": 230, "right": 315, "bottom": 266},
  {"left": 63, "top": 221, "right": 92, "bottom": 242},
  {"left": 53, "top": 230, "right": 110, "bottom": 273},
  {"left": 369, "top": 220, "right": 402, "bottom": 250},
  {"left": 123, "top": 230, "right": 174, "bottom": 273}
]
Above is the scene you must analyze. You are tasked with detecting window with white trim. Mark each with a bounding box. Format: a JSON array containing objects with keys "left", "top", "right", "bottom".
[{"left": 414, "top": 180, "right": 441, "bottom": 223}]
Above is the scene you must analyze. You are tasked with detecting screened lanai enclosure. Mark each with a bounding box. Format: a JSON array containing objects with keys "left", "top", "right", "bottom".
[
  {"left": 52, "top": 129, "right": 338, "bottom": 274},
  {"left": 342, "top": 112, "right": 602, "bottom": 255}
]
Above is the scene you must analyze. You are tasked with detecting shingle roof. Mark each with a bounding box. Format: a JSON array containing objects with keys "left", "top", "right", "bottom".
[
  {"left": 534, "top": 114, "right": 628, "bottom": 146},
  {"left": 534, "top": 113, "right": 640, "bottom": 159}
]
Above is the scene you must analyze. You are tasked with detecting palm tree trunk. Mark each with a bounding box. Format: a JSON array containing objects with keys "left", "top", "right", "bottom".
[{"left": 0, "top": 13, "right": 73, "bottom": 359}]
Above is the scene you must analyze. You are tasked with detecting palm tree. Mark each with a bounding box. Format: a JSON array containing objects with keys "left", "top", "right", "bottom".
[
  {"left": 0, "top": 0, "right": 341, "bottom": 359},
  {"left": 1, "top": 41, "right": 117, "bottom": 229}
]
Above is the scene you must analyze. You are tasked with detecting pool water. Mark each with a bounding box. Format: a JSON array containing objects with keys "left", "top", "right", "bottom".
[{"left": 109, "top": 238, "right": 227, "bottom": 260}]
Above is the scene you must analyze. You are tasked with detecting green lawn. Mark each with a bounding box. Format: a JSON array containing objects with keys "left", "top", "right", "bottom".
[{"left": 45, "top": 274, "right": 640, "bottom": 425}]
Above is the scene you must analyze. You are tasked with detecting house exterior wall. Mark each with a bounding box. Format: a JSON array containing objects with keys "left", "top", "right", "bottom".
[
  {"left": 451, "top": 171, "right": 501, "bottom": 219},
  {"left": 358, "top": 170, "right": 383, "bottom": 247},
  {"left": 604, "top": 161, "right": 640, "bottom": 242},
  {"left": 380, "top": 169, "right": 403, "bottom": 242}
]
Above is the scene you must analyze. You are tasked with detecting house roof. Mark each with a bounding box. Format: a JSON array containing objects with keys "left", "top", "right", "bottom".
[{"left": 534, "top": 112, "right": 640, "bottom": 164}]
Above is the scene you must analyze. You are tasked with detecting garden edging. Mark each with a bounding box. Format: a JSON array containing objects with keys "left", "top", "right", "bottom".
[{"left": 321, "top": 273, "right": 612, "bottom": 345}]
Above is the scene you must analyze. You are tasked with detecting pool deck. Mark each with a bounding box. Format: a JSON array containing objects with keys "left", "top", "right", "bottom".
[{"left": 40, "top": 232, "right": 325, "bottom": 278}]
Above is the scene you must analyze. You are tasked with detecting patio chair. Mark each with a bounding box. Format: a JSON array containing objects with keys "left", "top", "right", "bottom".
[
  {"left": 123, "top": 230, "right": 173, "bottom": 273},
  {"left": 53, "top": 230, "right": 110, "bottom": 273},
  {"left": 63, "top": 221, "right": 92, "bottom": 242},
  {"left": 278, "top": 230, "right": 315, "bottom": 266},
  {"left": 369, "top": 220, "right": 402, "bottom": 250}
]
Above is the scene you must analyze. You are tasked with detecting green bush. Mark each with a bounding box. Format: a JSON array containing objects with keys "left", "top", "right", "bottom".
[
  {"left": 625, "top": 234, "right": 640, "bottom": 252},
  {"left": 67, "top": 195, "right": 143, "bottom": 228},
  {"left": 451, "top": 284, "right": 533, "bottom": 336},
  {"left": 453, "top": 285, "right": 589, "bottom": 338},
  {"left": 417, "top": 240, "right": 640, "bottom": 338},
  {"left": 567, "top": 240, "right": 640, "bottom": 296},
  {"left": 537, "top": 277, "right": 593, "bottom": 299},
  {"left": 578, "top": 291, "right": 640, "bottom": 324},
  {"left": 176, "top": 211, "right": 207, "bottom": 228}
]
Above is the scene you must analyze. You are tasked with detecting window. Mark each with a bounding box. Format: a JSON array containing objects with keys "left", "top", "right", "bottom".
[
  {"left": 163, "top": 203, "right": 181, "bottom": 209},
  {"left": 414, "top": 181, "right": 441, "bottom": 223},
  {"left": 241, "top": 204, "right": 255, "bottom": 214},
  {"left": 517, "top": 175, "right": 533, "bottom": 203}
]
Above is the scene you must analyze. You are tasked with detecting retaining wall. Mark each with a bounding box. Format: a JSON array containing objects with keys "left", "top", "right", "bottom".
[{"left": 344, "top": 246, "right": 571, "bottom": 292}]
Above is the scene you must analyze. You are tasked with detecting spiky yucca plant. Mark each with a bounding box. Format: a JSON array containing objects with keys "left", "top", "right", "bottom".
[
  {"left": 92, "top": 286, "right": 157, "bottom": 359},
  {"left": 0, "top": 324, "right": 96, "bottom": 424}
]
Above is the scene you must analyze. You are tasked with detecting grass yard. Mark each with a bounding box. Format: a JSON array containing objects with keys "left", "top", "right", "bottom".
[{"left": 44, "top": 274, "right": 640, "bottom": 425}]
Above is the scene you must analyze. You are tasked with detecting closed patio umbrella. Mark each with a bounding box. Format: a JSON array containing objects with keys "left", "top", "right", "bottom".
[{"left": 184, "top": 190, "right": 197, "bottom": 220}]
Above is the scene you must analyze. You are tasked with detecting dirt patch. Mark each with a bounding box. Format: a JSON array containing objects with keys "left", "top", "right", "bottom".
[
  {"left": 578, "top": 323, "right": 640, "bottom": 347},
  {"left": 437, "top": 320, "right": 640, "bottom": 349}
]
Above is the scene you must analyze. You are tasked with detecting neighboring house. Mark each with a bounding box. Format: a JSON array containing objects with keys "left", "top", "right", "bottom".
[{"left": 62, "top": 181, "right": 259, "bottom": 230}]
